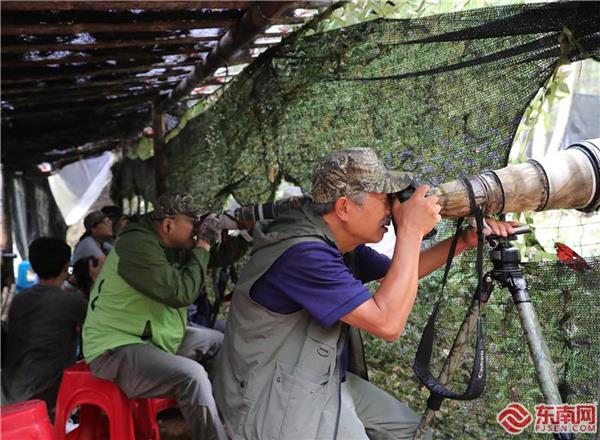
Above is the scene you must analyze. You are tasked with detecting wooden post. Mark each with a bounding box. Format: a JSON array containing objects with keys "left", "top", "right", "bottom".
[
  {"left": 0, "top": 169, "right": 15, "bottom": 289},
  {"left": 153, "top": 107, "right": 167, "bottom": 198}
]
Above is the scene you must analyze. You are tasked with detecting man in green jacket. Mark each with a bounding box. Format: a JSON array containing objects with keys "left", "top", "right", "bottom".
[{"left": 83, "top": 193, "right": 227, "bottom": 440}]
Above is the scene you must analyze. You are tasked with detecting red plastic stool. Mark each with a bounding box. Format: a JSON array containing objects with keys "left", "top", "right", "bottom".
[
  {"left": 133, "top": 398, "right": 177, "bottom": 440},
  {"left": 53, "top": 362, "right": 135, "bottom": 440},
  {"left": 1, "top": 399, "right": 56, "bottom": 440}
]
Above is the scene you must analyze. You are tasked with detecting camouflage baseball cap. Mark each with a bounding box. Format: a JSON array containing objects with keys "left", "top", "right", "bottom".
[
  {"left": 151, "top": 193, "right": 202, "bottom": 220},
  {"left": 311, "top": 148, "right": 413, "bottom": 203}
]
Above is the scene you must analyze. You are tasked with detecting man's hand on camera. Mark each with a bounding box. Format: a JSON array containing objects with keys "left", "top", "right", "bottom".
[
  {"left": 392, "top": 185, "right": 441, "bottom": 238},
  {"left": 460, "top": 218, "right": 520, "bottom": 249},
  {"left": 195, "top": 214, "right": 223, "bottom": 249}
]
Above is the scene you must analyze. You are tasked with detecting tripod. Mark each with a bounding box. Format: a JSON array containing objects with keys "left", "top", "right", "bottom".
[{"left": 415, "top": 228, "right": 574, "bottom": 440}]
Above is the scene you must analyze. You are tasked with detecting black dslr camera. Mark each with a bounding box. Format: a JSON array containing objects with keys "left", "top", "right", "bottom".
[{"left": 389, "top": 182, "right": 438, "bottom": 240}]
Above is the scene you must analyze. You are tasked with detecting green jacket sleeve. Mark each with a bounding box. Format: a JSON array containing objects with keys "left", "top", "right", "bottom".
[{"left": 115, "top": 231, "right": 209, "bottom": 308}]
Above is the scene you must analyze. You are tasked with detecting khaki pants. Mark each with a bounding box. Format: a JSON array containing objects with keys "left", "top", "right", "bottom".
[
  {"left": 337, "top": 373, "right": 433, "bottom": 440},
  {"left": 89, "top": 326, "right": 226, "bottom": 440}
]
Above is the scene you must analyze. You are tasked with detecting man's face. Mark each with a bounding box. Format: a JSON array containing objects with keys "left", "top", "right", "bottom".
[
  {"left": 91, "top": 217, "right": 113, "bottom": 240},
  {"left": 345, "top": 192, "right": 392, "bottom": 244},
  {"left": 164, "top": 214, "right": 196, "bottom": 248}
]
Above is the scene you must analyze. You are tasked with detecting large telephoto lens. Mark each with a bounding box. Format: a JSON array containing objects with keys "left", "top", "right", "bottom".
[{"left": 430, "top": 139, "right": 600, "bottom": 218}]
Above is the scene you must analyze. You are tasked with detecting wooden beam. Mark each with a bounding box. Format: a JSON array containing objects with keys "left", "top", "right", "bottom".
[
  {"left": 2, "top": 95, "right": 154, "bottom": 119},
  {"left": 3, "top": 80, "right": 178, "bottom": 100},
  {"left": 3, "top": 83, "right": 171, "bottom": 106},
  {"left": 0, "top": 8, "right": 245, "bottom": 25},
  {"left": 1, "top": 49, "right": 205, "bottom": 68},
  {"left": 1, "top": 2, "right": 253, "bottom": 12},
  {"left": 0, "top": 2, "right": 329, "bottom": 12},
  {"left": 157, "top": 1, "right": 292, "bottom": 111},
  {"left": 0, "top": 33, "right": 285, "bottom": 54},
  {"left": 2, "top": 58, "right": 197, "bottom": 78},
  {"left": 1, "top": 19, "right": 239, "bottom": 36},
  {"left": 2, "top": 72, "right": 186, "bottom": 96},
  {"left": 2, "top": 75, "right": 229, "bottom": 104},
  {"left": 2, "top": 51, "right": 253, "bottom": 85},
  {"left": 0, "top": 36, "right": 222, "bottom": 54},
  {"left": 4, "top": 90, "right": 158, "bottom": 110},
  {"left": 2, "top": 73, "right": 232, "bottom": 99},
  {"left": 1, "top": 61, "right": 198, "bottom": 85}
]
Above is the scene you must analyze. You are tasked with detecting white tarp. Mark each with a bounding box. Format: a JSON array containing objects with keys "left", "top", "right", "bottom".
[{"left": 48, "top": 151, "right": 115, "bottom": 225}]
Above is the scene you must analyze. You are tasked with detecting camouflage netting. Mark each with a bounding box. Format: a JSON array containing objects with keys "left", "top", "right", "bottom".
[
  {"left": 153, "top": 2, "right": 599, "bottom": 437},
  {"left": 373, "top": 253, "right": 600, "bottom": 438},
  {"left": 165, "top": 2, "right": 600, "bottom": 208}
]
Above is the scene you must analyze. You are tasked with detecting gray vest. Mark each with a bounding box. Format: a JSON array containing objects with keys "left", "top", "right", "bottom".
[{"left": 214, "top": 202, "right": 368, "bottom": 440}]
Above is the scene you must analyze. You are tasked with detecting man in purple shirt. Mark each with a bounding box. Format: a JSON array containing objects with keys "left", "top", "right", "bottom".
[
  {"left": 215, "top": 148, "right": 516, "bottom": 439},
  {"left": 251, "top": 243, "right": 389, "bottom": 378}
]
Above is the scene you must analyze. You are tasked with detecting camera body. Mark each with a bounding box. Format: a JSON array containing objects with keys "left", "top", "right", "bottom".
[{"left": 390, "top": 182, "right": 438, "bottom": 240}]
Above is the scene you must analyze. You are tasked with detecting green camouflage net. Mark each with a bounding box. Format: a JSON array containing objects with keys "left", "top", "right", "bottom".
[
  {"left": 154, "top": 2, "right": 600, "bottom": 437},
  {"left": 164, "top": 2, "right": 600, "bottom": 209},
  {"left": 369, "top": 252, "right": 600, "bottom": 438}
]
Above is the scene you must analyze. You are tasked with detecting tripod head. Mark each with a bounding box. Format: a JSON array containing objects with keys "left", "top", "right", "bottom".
[
  {"left": 485, "top": 224, "right": 532, "bottom": 247},
  {"left": 484, "top": 224, "right": 531, "bottom": 270}
]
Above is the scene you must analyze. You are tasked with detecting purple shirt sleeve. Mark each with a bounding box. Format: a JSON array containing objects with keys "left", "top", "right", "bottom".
[
  {"left": 355, "top": 244, "right": 392, "bottom": 283},
  {"left": 251, "top": 241, "right": 378, "bottom": 328}
]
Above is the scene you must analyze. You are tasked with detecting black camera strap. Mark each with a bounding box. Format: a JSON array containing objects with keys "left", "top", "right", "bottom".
[{"left": 413, "top": 178, "right": 487, "bottom": 411}]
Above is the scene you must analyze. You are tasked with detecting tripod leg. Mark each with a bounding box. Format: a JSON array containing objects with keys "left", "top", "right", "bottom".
[
  {"left": 510, "top": 278, "right": 573, "bottom": 440},
  {"left": 414, "top": 297, "right": 484, "bottom": 439},
  {"left": 515, "top": 301, "right": 563, "bottom": 405}
]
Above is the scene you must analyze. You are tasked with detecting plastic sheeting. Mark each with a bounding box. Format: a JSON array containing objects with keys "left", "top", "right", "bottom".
[
  {"left": 7, "top": 175, "right": 66, "bottom": 260},
  {"left": 48, "top": 151, "right": 115, "bottom": 225}
]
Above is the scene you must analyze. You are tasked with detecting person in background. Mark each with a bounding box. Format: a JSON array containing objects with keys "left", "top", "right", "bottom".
[
  {"left": 101, "top": 205, "right": 129, "bottom": 242},
  {"left": 62, "top": 256, "right": 100, "bottom": 300},
  {"left": 2, "top": 237, "right": 87, "bottom": 411},
  {"left": 82, "top": 193, "right": 227, "bottom": 440},
  {"left": 71, "top": 211, "right": 113, "bottom": 263}
]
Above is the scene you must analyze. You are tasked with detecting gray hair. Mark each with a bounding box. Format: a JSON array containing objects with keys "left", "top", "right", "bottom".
[{"left": 311, "top": 192, "right": 366, "bottom": 216}]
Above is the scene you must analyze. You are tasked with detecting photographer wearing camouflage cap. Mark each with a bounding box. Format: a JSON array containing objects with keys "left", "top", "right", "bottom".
[
  {"left": 82, "top": 193, "right": 227, "bottom": 440},
  {"left": 214, "top": 148, "right": 515, "bottom": 439}
]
